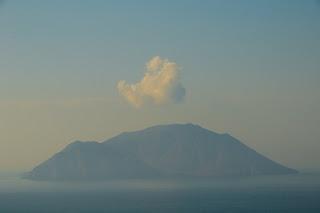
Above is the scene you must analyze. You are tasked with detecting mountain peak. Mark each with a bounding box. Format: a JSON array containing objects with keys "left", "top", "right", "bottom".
[{"left": 131, "top": 123, "right": 220, "bottom": 136}]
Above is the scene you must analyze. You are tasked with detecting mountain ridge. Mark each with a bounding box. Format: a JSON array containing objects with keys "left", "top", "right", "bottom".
[{"left": 25, "top": 123, "right": 298, "bottom": 181}]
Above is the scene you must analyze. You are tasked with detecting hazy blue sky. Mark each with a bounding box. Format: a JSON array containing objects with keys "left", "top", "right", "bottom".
[{"left": 0, "top": 0, "right": 319, "bottom": 170}]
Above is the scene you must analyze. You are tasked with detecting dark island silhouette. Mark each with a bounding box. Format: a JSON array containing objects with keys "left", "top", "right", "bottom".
[{"left": 25, "top": 124, "right": 297, "bottom": 181}]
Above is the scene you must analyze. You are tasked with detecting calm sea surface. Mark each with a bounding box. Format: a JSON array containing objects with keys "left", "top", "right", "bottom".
[{"left": 0, "top": 172, "right": 319, "bottom": 212}]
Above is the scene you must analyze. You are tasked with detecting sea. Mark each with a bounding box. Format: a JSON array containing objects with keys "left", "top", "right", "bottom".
[{"left": 0, "top": 171, "right": 319, "bottom": 212}]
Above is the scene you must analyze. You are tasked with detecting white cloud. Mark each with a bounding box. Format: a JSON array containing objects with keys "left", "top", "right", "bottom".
[{"left": 117, "top": 56, "right": 186, "bottom": 108}]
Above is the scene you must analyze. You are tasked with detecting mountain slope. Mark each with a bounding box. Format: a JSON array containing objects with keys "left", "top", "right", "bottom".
[{"left": 26, "top": 124, "right": 297, "bottom": 180}]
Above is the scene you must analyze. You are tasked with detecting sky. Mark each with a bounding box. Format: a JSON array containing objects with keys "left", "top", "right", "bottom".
[{"left": 0, "top": 0, "right": 319, "bottom": 171}]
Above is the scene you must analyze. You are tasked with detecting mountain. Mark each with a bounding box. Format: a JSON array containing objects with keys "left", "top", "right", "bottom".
[{"left": 25, "top": 124, "right": 297, "bottom": 181}]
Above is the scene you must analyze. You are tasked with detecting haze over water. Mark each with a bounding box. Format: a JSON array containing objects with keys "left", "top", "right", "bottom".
[{"left": 1, "top": 172, "right": 320, "bottom": 212}]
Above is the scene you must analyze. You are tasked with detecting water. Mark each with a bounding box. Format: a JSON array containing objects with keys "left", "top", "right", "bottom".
[{"left": 0, "top": 172, "right": 320, "bottom": 212}]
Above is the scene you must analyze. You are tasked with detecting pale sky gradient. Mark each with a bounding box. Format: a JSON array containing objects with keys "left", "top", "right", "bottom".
[{"left": 0, "top": 0, "right": 319, "bottom": 171}]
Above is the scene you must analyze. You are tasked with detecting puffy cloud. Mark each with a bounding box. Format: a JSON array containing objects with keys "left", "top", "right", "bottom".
[{"left": 117, "top": 56, "right": 186, "bottom": 108}]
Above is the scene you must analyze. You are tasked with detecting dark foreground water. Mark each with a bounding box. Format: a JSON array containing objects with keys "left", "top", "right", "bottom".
[{"left": 0, "top": 172, "right": 320, "bottom": 212}]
